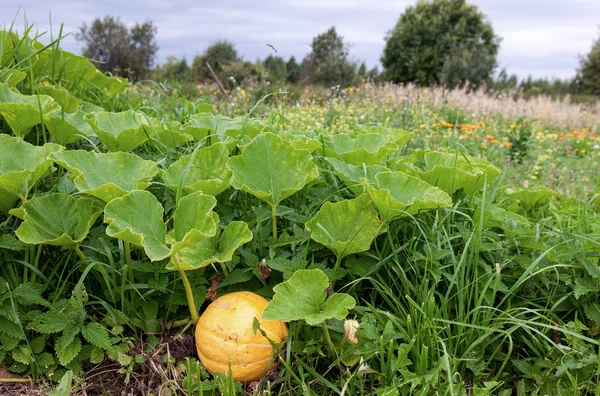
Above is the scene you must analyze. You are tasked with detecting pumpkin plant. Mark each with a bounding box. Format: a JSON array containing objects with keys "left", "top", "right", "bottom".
[
  {"left": 103, "top": 190, "right": 252, "bottom": 323},
  {"left": 262, "top": 269, "right": 356, "bottom": 358},
  {"left": 227, "top": 132, "right": 319, "bottom": 242},
  {"left": 305, "top": 194, "right": 386, "bottom": 281}
]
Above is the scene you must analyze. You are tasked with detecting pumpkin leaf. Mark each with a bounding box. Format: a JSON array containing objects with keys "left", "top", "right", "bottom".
[
  {"left": 162, "top": 142, "right": 232, "bottom": 196},
  {"left": 407, "top": 151, "right": 501, "bottom": 194},
  {"left": 11, "top": 193, "right": 102, "bottom": 247},
  {"left": 104, "top": 191, "right": 171, "bottom": 261},
  {"left": 305, "top": 194, "right": 386, "bottom": 260},
  {"left": 85, "top": 110, "right": 154, "bottom": 152},
  {"left": 214, "top": 221, "right": 253, "bottom": 262},
  {"left": 32, "top": 47, "right": 128, "bottom": 97},
  {"left": 262, "top": 269, "right": 356, "bottom": 325},
  {"left": 473, "top": 203, "right": 530, "bottom": 232},
  {"left": 362, "top": 171, "right": 452, "bottom": 221},
  {"left": 0, "top": 83, "right": 60, "bottom": 138},
  {"left": 167, "top": 192, "right": 219, "bottom": 256},
  {"left": 50, "top": 150, "right": 158, "bottom": 203},
  {"left": 325, "top": 157, "right": 389, "bottom": 196},
  {"left": 153, "top": 120, "right": 193, "bottom": 148},
  {"left": 0, "top": 69, "right": 26, "bottom": 86},
  {"left": 323, "top": 133, "right": 398, "bottom": 165},
  {"left": 170, "top": 221, "right": 252, "bottom": 271},
  {"left": 505, "top": 186, "right": 557, "bottom": 210},
  {"left": 357, "top": 126, "right": 413, "bottom": 147},
  {"left": 181, "top": 114, "right": 263, "bottom": 143},
  {"left": 45, "top": 110, "right": 97, "bottom": 145},
  {"left": 227, "top": 132, "right": 319, "bottom": 206},
  {"left": 36, "top": 85, "right": 80, "bottom": 114},
  {"left": 0, "top": 135, "right": 64, "bottom": 213}
]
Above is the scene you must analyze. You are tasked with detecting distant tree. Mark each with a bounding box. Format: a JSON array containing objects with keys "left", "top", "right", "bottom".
[
  {"left": 381, "top": 0, "right": 500, "bottom": 88},
  {"left": 191, "top": 40, "right": 239, "bottom": 83},
  {"left": 438, "top": 43, "right": 497, "bottom": 89},
  {"left": 357, "top": 62, "right": 368, "bottom": 81},
  {"left": 286, "top": 56, "right": 301, "bottom": 83},
  {"left": 367, "top": 67, "right": 380, "bottom": 82},
  {"left": 492, "top": 68, "right": 518, "bottom": 91},
  {"left": 576, "top": 31, "right": 600, "bottom": 95},
  {"left": 303, "top": 27, "right": 356, "bottom": 86},
  {"left": 264, "top": 55, "right": 286, "bottom": 83},
  {"left": 76, "top": 16, "right": 158, "bottom": 80},
  {"left": 220, "top": 60, "right": 260, "bottom": 88},
  {"left": 153, "top": 56, "right": 191, "bottom": 82}
]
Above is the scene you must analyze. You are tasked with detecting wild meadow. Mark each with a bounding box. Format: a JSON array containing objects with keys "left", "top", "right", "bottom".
[{"left": 1, "top": 27, "right": 600, "bottom": 396}]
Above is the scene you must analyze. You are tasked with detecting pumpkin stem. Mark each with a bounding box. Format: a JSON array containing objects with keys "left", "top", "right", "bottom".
[
  {"left": 176, "top": 263, "right": 199, "bottom": 324},
  {"left": 331, "top": 255, "right": 342, "bottom": 289},
  {"left": 321, "top": 321, "right": 336, "bottom": 358},
  {"left": 271, "top": 203, "right": 277, "bottom": 242}
]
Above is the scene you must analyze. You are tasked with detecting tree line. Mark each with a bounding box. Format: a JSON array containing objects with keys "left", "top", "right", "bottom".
[{"left": 75, "top": 0, "right": 600, "bottom": 98}]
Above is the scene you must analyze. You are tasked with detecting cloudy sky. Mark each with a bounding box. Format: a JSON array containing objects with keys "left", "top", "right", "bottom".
[{"left": 2, "top": 0, "right": 599, "bottom": 80}]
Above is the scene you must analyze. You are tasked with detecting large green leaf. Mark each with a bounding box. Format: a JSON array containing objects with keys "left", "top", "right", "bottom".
[
  {"left": 104, "top": 191, "right": 171, "bottom": 261},
  {"left": 305, "top": 194, "right": 386, "bottom": 260},
  {"left": 0, "top": 69, "right": 26, "bottom": 86},
  {"left": 505, "top": 186, "right": 557, "bottom": 211},
  {"left": 0, "top": 135, "right": 63, "bottom": 213},
  {"left": 227, "top": 133, "right": 319, "bottom": 206},
  {"left": 162, "top": 142, "right": 232, "bottom": 196},
  {"left": 85, "top": 110, "right": 154, "bottom": 152},
  {"left": 406, "top": 151, "right": 502, "bottom": 194},
  {"left": 45, "top": 110, "right": 97, "bottom": 145},
  {"left": 0, "top": 83, "right": 60, "bottom": 138},
  {"left": 362, "top": 171, "right": 452, "bottom": 221},
  {"left": 50, "top": 150, "right": 158, "bottom": 202},
  {"left": 181, "top": 114, "right": 263, "bottom": 143},
  {"left": 473, "top": 203, "right": 530, "bottom": 232},
  {"left": 32, "top": 47, "right": 128, "bottom": 97},
  {"left": 323, "top": 133, "right": 398, "bottom": 165},
  {"left": 36, "top": 85, "right": 79, "bottom": 114},
  {"left": 153, "top": 120, "right": 193, "bottom": 148},
  {"left": 262, "top": 269, "right": 356, "bottom": 325},
  {"left": 355, "top": 126, "right": 413, "bottom": 147},
  {"left": 325, "top": 157, "right": 389, "bottom": 196},
  {"left": 170, "top": 221, "right": 252, "bottom": 271},
  {"left": 167, "top": 192, "right": 219, "bottom": 256},
  {"left": 11, "top": 194, "right": 102, "bottom": 246}
]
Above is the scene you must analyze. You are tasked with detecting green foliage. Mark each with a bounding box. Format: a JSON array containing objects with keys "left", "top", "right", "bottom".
[
  {"left": 303, "top": 27, "right": 357, "bottom": 87},
  {"left": 11, "top": 193, "right": 102, "bottom": 246},
  {"left": 191, "top": 40, "right": 239, "bottom": 83},
  {"left": 76, "top": 15, "right": 159, "bottom": 80},
  {"left": 2, "top": 25, "right": 600, "bottom": 396},
  {"left": 576, "top": 30, "right": 600, "bottom": 95},
  {"left": 305, "top": 194, "right": 386, "bottom": 261},
  {"left": 382, "top": 0, "right": 500, "bottom": 87},
  {"left": 227, "top": 132, "right": 319, "bottom": 206},
  {"left": 153, "top": 56, "right": 191, "bottom": 83},
  {"left": 262, "top": 269, "right": 356, "bottom": 325},
  {"left": 286, "top": 56, "right": 301, "bottom": 83},
  {"left": 50, "top": 150, "right": 158, "bottom": 202}
]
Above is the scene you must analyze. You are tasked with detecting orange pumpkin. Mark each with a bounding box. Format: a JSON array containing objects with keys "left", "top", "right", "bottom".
[{"left": 195, "top": 291, "right": 288, "bottom": 382}]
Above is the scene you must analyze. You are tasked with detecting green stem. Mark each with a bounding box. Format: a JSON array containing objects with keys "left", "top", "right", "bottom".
[
  {"left": 219, "top": 262, "right": 230, "bottom": 277},
  {"left": 331, "top": 255, "right": 342, "bottom": 289},
  {"left": 271, "top": 203, "right": 277, "bottom": 242},
  {"left": 124, "top": 242, "right": 134, "bottom": 286},
  {"left": 321, "top": 321, "right": 336, "bottom": 359},
  {"left": 173, "top": 256, "right": 199, "bottom": 324},
  {"left": 73, "top": 244, "right": 89, "bottom": 265}
]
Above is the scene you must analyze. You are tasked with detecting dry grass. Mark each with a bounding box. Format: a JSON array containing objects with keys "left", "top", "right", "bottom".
[{"left": 365, "top": 82, "right": 600, "bottom": 130}]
